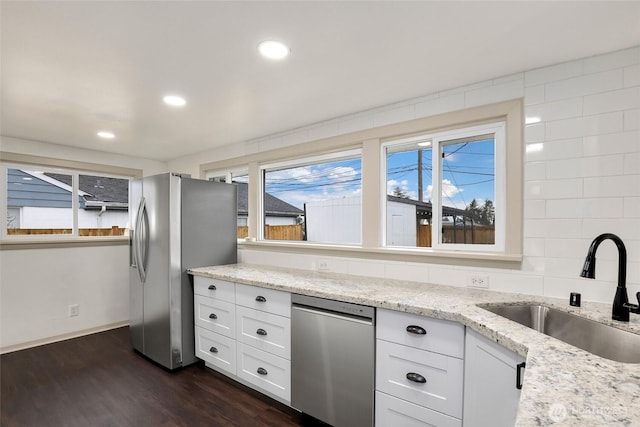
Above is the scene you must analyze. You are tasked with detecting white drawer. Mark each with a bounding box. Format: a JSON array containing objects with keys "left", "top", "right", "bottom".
[
  {"left": 235, "top": 283, "right": 291, "bottom": 318},
  {"left": 195, "top": 295, "right": 235, "bottom": 338},
  {"left": 375, "top": 391, "right": 462, "bottom": 427},
  {"left": 377, "top": 309, "right": 464, "bottom": 358},
  {"left": 193, "top": 276, "right": 235, "bottom": 303},
  {"left": 376, "top": 340, "right": 463, "bottom": 418},
  {"left": 236, "top": 305, "right": 291, "bottom": 359},
  {"left": 195, "top": 326, "right": 236, "bottom": 376},
  {"left": 237, "top": 342, "right": 291, "bottom": 403}
]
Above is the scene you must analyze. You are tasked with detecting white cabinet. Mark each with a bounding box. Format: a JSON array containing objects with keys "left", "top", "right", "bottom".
[
  {"left": 193, "top": 276, "right": 292, "bottom": 404},
  {"left": 463, "top": 329, "right": 525, "bottom": 427},
  {"left": 376, "top": 309, "right": 465, "bottom": 427}
]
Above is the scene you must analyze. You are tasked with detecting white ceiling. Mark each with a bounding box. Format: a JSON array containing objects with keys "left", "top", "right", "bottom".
[{"left": 2, "top": 1, "right": 639, "bottom": 162}]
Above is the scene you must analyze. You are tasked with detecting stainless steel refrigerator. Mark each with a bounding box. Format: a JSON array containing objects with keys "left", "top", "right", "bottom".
[{"left": 129, "top": 172, "right": 237, "bottom": 370}]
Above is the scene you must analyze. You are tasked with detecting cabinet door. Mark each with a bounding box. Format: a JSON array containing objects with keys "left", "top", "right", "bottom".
[
  {"left": 236, "top": 305, "right": 291, "bottom": 359},
  {"left": 237, "top": 342, "right": 291, "bottom": 403},
  {"left": 194, "top": 295, "right": 236, "bottom": 338},
  {"left": 377, "top": 340, "right": 464, "bottom": 419},
  {"left": 463, "top": 329, "right": 525, "bottom": 427},
  {"left": 376, "top": 392, "right": 462, "bottom": 427}
]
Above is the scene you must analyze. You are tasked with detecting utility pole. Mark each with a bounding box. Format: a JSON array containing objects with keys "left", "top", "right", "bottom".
[{"left": 417, "top": 149, "right": 423, "bottom": 202}]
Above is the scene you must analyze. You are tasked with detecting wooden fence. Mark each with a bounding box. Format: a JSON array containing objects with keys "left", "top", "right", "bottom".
[
  {"left": 237, "top": 224, "right": 303, "bottom": 241},
  {"left": 8, "top": 226, "right": 126, "bottom": 236},
  {"left": 417, "top": 224, "right": 494, "bottom": 247}
]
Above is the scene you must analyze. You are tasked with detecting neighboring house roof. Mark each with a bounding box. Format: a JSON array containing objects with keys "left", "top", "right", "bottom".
[
  {"left": 235, "top": 182, "right": 303, "bottom": 217},
  {"left": 387, "top": 194, "right": 469, "bottom": 217},
  {"left": 7, "top": 169, "right": 128, "bottom": 210},
  {"left": 46, "top": 173, "right": 128, "bottom": 206}
]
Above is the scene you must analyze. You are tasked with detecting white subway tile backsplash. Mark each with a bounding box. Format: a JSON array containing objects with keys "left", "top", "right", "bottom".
[
  {"left": 338, "top": 114, "right": 374, "bottom": 134},
  {"left": 546, "top": 155, "right": 623, "bottom": 179},
  {"left": 464, "top": 80, "right": 524, "bottom": 108},
  {"left": 414, "top": 93, "right": 465, "bottom": 118},
  {"left": 384, "top": 262, "right": 429, "bottom": 283},
  {"left": 625, "top": 197, "right": 640, "bottom": 218},
  {"left": 583, "top": 131, "right": 639, "bottom": 156},
  {"left": 525, "top": 138, "right": 583, "bottom": 162},
  {"left": 546, "top": 199, "right": 584, "bottom": 218},
  {"left": 525, "top": 97, "right": 583, "bottom": 122},
  {"left": 523, "top": 238, "right": 546, "bottom": 257},
  {"left": 525, "top": 85, "right": 545, "bottom": 105},
  {"left": 523, "top": 219, "right": 583, "bottom": 239},
  {"left": 545, "top": 69, "right": 623, "bottom": 101},
  {"left": 525, "top": 179, "right": 582, "bottom": 200},
  {"left": 493, "top": 72, "right": 525, "bottom": 85},
  {"left": 544, "top": 238, "right": 590, "bottom": 259},
  {"left": 582, "top": 218, "right": 640, "bottom": 239},
  {"left": 582, "top": 197, "right": 625, "bottom": 218},
  {"left": 584, "top": 175, "right": 640, "bottom": 198},
  {"left": 524, "top": 161, "right": 546, "bottom": 181},
  {"left": 582, "top": 46, "right": 640, "bottom": 75},
  {"left": 428, "top": 266, "right": 467, "bottom": 288},
  {"left": 524, "top": 199, "right": 546, "bottom": 219},
  {"left": 525, "top": 123, "right": 545, "bottom": 143},
  {"left": 525, "top": 59, "right": 583, "bottom": 87},
  {"left": 583, "top": 87, "right": 640, "bottom": 115},
  {"left": 373, "top": 105, "right": 415, "bottom": 127},
  {"left": 624, "top": 64, "right": 640, "bottom": 87},
  {"left": 624, "top": 152, "right": 640, "bottom": 175},
  {"left": 347, "top": 259, "right": 385, "bottom": 278},
  {"left": 582, "top": 111, "right": 624, "bottom": 136},
  {"left": 624, "top": 109, "right": 640, "bottom": 130},
  {"left": 489, "top": 273, "right": 543, "bottom": 295},
  {"left": 545, "top": 117, "right": 585, "bottom": 140}
]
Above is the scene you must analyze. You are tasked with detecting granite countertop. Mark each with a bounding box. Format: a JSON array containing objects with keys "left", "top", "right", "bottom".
[{"left": 189, "top": 264, "right": 640, "bottom": 426}]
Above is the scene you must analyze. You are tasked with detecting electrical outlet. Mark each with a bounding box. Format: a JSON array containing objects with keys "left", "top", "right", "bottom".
[
  {"left": 468, "top": 274, "right": 489, "bottom": 289},
  {"left": 69, "top": 304, "right": 79, "bottom": 317},
  {"left": 317, "top": 260, "right": 330, "bottom": 271}
]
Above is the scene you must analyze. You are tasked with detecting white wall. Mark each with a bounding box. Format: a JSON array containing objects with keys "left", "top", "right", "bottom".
[
  {"left": 228, "top": 47, "right": 640, "bottom": 305},
  {"left": 1, "top": 138, "right": 167, "bottom": 351},
  {"left": 0, "top": 245, "right": 130, "bottom": 350}
]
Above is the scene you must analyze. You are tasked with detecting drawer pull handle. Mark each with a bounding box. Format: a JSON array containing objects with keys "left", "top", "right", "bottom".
[
  {"left": 406, "top": 325, "right": 427, "bottom": 335},
  {"left": 208, "top": 284, "right": 217, "bottom": 290},
  {"left": 208, "top": 313, "right": 218, "bottom": 320},
  {"left": 255, "top": 295, "right": 267, "bottom": 302},
  {"left": 209, "top": 346, "right": 218, "bottom": 353},
  {"left": 256, "top": 328, "right": 268, "bottom": 336},
  {"left": 516, "top": 362, "right": 526, "bottom": 390},
  {"left": 257, "top": 367, "right": 268, "bottom": 376},
  {"left": 406, "top": 372, "right": 427, "bottom": 384}
]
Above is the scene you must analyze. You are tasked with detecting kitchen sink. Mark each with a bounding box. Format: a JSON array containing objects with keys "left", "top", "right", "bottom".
[{"left": 478, "top": 304, "right": 640, "bottom": 363}]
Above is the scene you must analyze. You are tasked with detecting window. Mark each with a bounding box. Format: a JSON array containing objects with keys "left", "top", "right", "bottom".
[
  {"left": 261, "top": 150, "right": 362, "bottom": 244},
  {"left": 2, "top": 164, "right": 130, "bottom": 239},
  {"left": 383, "top": 122, "right": 505, "bottom": 252},
  {"left": 206, "top": 169, "right": 248, "bottom": 238}
]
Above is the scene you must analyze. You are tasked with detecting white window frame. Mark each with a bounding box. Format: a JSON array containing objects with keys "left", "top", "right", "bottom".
[
  {"left": 1, "top": 162, "right": 132, "bottom": 241},
  {"left": 381, "top": 121, "right": 506, "bottom": 253},
  {"left": 259, "top": 149, "right": 362, "bottom": 243}
]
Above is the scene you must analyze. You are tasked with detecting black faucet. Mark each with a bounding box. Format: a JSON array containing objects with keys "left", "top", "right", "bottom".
[{"left": 580, "top": 233, "right": 640, "bottom": 322}]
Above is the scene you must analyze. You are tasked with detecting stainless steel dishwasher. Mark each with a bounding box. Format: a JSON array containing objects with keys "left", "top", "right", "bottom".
[{"left": 291, "top": 294, "right": 375, "bottom": 427}]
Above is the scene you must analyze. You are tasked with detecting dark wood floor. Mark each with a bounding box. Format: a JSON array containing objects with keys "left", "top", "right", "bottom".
[{"left": 1, "top": 327, "right": 303, "bottom": 427}]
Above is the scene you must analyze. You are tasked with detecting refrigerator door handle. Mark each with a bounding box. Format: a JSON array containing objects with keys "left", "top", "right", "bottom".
[{"left": 135, "top": 197, "right": 148, "bottom": 283}]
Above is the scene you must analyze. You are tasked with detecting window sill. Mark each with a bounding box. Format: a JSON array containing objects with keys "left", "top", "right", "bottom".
[
  {"left": 238, "top": 240, "right": 522, "bottom": 269},
  {"left": 1, "top": 236, "right": 128, "bottom": 250}
]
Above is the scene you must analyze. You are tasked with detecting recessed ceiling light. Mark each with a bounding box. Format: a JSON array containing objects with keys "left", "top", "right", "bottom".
[
  {"left": 163, "top": 95, "right": 186, "bottom": 107},
  {"left": 258, "top": 40, "right": 290, "bottom": 60},
  {"left": 97, "top": 131, "right": 115, "bottom": 139}
]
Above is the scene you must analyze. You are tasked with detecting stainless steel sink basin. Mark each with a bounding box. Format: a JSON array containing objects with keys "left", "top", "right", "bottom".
[{"left": 479, "top": 304, "right": 640, "bottom": 363}]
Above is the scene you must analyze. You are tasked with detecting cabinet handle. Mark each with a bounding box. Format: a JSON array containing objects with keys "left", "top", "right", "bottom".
[
  {"left": 516, "top": 362, "right": 526, "bottom": 390},
  {"left": 257, "top": 367, "right": 268, "bottom": 376},
  {"left": 256, "top": 328, "right": 268, "bottom": 336},
  {"left": 208, "top": 284, "right": 217, "bottom": 290},
  {"left": 406, "top": 372, "right": 427, "bottom": 384},
  {"left": 209, "top": 346, "right": 218, "bottom": 353},
  {"left": 406, "top": 325, "right": 427, "bottom": 335},
  {"left": 209, "top": 313, "right": 218, "bottom": 320},
  {"left": 255, "top": 295, "right": 267, "bottom": 302}
]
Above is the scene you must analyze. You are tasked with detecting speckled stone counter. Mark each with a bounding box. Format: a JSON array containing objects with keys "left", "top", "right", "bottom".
[{"left": 189, "top": 264, "right": 640, "bottom": 426}]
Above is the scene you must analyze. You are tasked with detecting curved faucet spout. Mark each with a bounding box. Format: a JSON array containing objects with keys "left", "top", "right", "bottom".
[{"left": 580, "top": 233, "right": 629, "bottom": 322}]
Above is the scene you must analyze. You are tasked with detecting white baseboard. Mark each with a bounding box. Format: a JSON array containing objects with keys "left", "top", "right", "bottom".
[{"left": 0, "top": 321, "right": 130, "bottom": 354}]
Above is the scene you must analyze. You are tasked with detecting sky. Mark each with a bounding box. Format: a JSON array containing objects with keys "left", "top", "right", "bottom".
[{"left": 263, "top": 138, "right": 495, "bottom": 211}]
